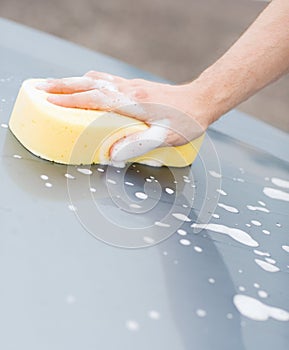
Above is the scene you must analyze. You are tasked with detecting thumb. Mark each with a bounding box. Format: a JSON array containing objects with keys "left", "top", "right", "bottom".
[{"left": 110, "top": 121, "right": 169, "bottom": 163}]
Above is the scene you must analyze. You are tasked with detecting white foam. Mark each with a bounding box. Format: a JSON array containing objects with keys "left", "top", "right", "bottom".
[
  {"left": 13, "top": 154, "right": 22, "bottom": 159},
  {"left": 107, "top": 179, "right": 116, "bottom": 184},
  {"left": 253, "top": 283, "right": 260, "bottom": 289},
  {"left": 251, "top": 220, "right": 262, "bottom": 226},
  {"left": 177, "top": 229, "right": 187, "bottom": 236},
  {"left": 263, "top": 187, "right": 289, "bottom": 202},
  {"left": 209, "top": 170, "right": 221, "bottom": 178},
  {"left": 77, "top": 168, "right": 92, "bottom": 175},
  {"left": 233, "top": 294, "right": 289, "bottom": 321},
  {"left": 40, "top": 174, "right": 49, "bottom": 181},
  {"left": 212, "top": 213, "right": 220, "bottom": 219},
  {"left": 254, "top": 259, "right": 280, "bottom": 272},
  {"left": 110, "top": 119, "right": 169, "bottom": 162},
  {"left": 172, "top": 213, "right": 191, "bottom": 222},
  {"left": 258, "top": 290, "right": 268, "bottom": 298},
  {"left": 65, "top": 173, "right": 75, "bottom": 179},
  {"left": 254, "top": 249, "right": 270, "bottom": 257},
  {"left": 271, "top": 177, "right": 289, "bottom": 189},
  {"left": 282, "top": 245, "right": 289, "bottom": 253},
  {"left": 265, "top": 257, "right": 276, "bottom": 264},
  {"left": 218, "top": 203, "right": 239, "bottom": 213},
  {"left": 247, "top": 205, "right": 269, "bottom": 213},
  {"left": 194, "top": 246, "right": 203, "bottom": 253},
  {"left": 155, "top": 221, "right": 170, "bottom": 228},
  {"left": 192, "top": 223, "right": 258, "bottom": 247},
  {"left": 216, "top": 189, "right": 227, "bottom": 196},
  {"left": 179, "top": 239, "right": 191, "bottom": 246},
  {"left": 135, "top": 191, "right": 148, "bottom": 200},
  {"left": 262, "top": 229, "right": 270, "bottom": 235},
  {"left": 258, "top": 201, "right": 266, "bottom": 206},
  {"left": 165, "top": 187, "right": 175, "bottom": 195}
]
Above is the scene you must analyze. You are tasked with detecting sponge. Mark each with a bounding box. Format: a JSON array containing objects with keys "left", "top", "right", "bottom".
[{"left": 9, "top": 79, "right": 204, "bottom": 167}]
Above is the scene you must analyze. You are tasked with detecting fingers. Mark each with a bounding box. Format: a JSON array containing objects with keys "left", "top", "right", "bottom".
[
  {"left": 47, "top": 89, "right": 112, "bottom": 110},
  {"left": 110, "top": 120, "right": 169, "bottom": 162},
  {"left": 36, "top": 77, "right": 97, "bottom": 94}
]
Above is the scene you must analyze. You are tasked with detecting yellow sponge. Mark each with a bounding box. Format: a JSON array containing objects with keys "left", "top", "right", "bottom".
[{"left": 9, "top": 79, "right": 203, "bottom": 167}]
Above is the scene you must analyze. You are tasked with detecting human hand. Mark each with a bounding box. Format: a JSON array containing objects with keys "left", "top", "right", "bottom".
[{"left": 37, "top": 71, "right": 214, "bottom": 162}]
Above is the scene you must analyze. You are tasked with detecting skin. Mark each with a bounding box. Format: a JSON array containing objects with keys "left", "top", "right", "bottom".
[{"left": 38, "top": 0, "right": 289, "bottom": 162}]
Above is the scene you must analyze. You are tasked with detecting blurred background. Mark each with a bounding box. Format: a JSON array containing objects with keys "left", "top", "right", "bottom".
[{"left": 1, "top": 0, "right": 288, "bottom": 132}]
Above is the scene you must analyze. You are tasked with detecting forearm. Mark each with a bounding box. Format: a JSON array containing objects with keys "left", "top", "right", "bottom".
[{"left": 192, "top": 0, "right": 289, "bottom": 122}]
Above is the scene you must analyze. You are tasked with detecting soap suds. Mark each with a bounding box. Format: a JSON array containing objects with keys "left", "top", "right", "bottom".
[
  {"left": 13, "top": 154, "right": 22, "bottom": 159},
  {"left": 192, "top": 223, "right": 258, "bottom": 247},
  {"left": 209, "top": 170, "right": 221, "bottom": 178},
  {"left": 258, "top": 290, "right": 268, "bottom": 298},
  {"left": 265, "top": 257, "right": 276, "bottom": 264},
  {"left": 247, "top": 205, "right": 269, "bottom": 213},
  {"left": 218, "top": 203, "right": 239, "bottom": 213},
  {"left": 165, "top": 187, "right": 175, "bottom": 195},
  {"left": 254, "top": 259, "right": 280, "bottom": 272},
  {"left": 155, "top": 221, "right": 170, "bottom": 228},
  {"left": 135, "top": 191, "right": 148, "bottom": 200},
  {"left": 233, "top": 294, "right": 289, "bottom": 321},
  {"left": 254, "top": 249, "right": 270, "bottom": 257},
  {"left": 110, "top": 119, "right": 169, "bottom": 162},
  {"left": 77, "top": 168, "right": 92, "bottom": 175},
  {"left": 271, "top": 177, "right": 289, "bottom": 189},
  {"left": 263, "top": 187, "right": 289, "bottom": 202},
  {"left": 172, "top": 213, "right": 191, "bottom": 222},
  {"left": 177, "top": 229, "right": 187, "bottom": 236},
  {"left": 251, "top": 220, "right": 262, "bottom": 226},
  {"left": 179, "top": 239, "right": 191, "bottom": 246},
  {"left": 65, "top": 173, "right": 75, "bottom": 179},
  {"left": 216, "top": 189, "right": 227, "bottom": 196},
  {"left": 40, "top": 174, "right": 49, "bottom": 181}
]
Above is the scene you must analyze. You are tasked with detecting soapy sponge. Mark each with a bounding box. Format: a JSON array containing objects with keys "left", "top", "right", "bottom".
[{"left": 9, "top": 79, "right": 203, "bottom": 167}]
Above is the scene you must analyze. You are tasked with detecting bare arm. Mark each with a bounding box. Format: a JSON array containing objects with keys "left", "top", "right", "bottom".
[
  {"left": 38, "top": 0, "right": 289, "bottom": 161},
  {"left": 192, "top": 0, "right": 289, "bottom": 123}
]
